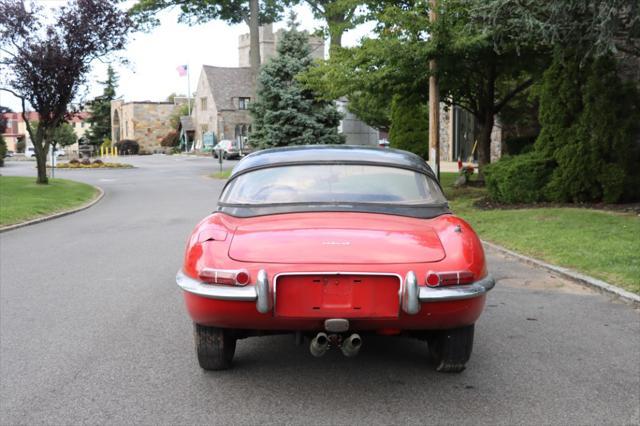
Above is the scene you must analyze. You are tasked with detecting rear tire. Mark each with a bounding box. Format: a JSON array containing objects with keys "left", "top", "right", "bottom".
[
  {"left": 428, "top": 324, "right": 474, "bottom": 373},
  {"left": 194, "top": 324, "right": 236, "bottom": 371}
]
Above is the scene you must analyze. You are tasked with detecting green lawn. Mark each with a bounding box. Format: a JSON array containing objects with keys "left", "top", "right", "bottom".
[
  {"left": 439, "top": 172, "right": 640, "bottom": 294},
  {"left": 209, "top": 170, "right": 232, "bottom": 179},
  {"left": 0, "top": 176, "right": 98, "bottom": 227}
]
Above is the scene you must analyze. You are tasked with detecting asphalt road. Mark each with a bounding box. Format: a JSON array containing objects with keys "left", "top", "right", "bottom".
[{"left": 1, "top": 156, "right": 639, "bottom": 425}]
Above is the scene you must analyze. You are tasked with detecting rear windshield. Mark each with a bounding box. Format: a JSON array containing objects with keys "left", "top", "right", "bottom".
[{"left": 220, "top": 164, "right": 446, "bottom": 205}]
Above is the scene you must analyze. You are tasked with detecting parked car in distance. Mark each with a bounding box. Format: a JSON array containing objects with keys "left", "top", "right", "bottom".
[
  {"left": 212, "top": 140, "right": 240, "bottom": 160},
  {"left": 177, "top": 145, "right": 495, "bottom": 372},
  {"left": 4, "top": 150, "right": 14, "bottom": 158},
  {"left": 25, "top": 146, "right": 65, "bottom": 158},
  {"left": 212, "top": 139, "right": 253, "bottom": 159}
]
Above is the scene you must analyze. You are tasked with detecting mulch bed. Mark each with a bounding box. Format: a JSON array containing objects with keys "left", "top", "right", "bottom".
[{"left": 473, "top": 197, "right": 640, "bottom": 215}]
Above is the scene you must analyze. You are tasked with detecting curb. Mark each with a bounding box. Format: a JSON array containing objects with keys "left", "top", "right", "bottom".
[
  {"left": 0, "top": 186, "right": 105, "bottom": 233},
  {"left": 483, "top": 240, "right": 640, "bottom": 306}
]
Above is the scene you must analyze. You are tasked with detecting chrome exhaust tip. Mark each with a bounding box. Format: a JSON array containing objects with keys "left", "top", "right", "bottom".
[
  {"left": 341, "top": 333, "right": 362, "bottom": 357},
  {"left": 310, "top": 332, "right": 330, "bottom": 357}
]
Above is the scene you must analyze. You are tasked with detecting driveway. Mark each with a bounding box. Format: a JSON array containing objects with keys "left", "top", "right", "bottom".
[{"left": 1, "top": 155, "right": 638, "bottom": 425}]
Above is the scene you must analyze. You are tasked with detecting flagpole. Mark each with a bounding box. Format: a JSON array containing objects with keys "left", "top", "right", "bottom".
[{"left": 186, "top": 64, "right": 191, "bottom": 116}]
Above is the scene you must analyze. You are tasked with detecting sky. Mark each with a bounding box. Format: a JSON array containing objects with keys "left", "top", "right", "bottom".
[{"left": 0, "top": 0, "right": 375, "bottom": 112}]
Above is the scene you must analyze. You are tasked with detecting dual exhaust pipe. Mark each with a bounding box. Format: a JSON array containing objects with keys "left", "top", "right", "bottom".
[{"left": 310, "top": 332, "right": 362, "bottom": 358}]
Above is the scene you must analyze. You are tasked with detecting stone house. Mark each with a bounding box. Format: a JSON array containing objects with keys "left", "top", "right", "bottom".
[
  {"left": 110, "top": 100, "right": 179, "bottom": 153},
  {"left": 192, "top": 25, "right": 324, "bottom": 149},
  {"left": 192, "top": 66, "right": 254, "bottom": 149}
]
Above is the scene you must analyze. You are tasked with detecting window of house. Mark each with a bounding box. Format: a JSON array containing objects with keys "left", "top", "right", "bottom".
[
  {"left": 200, "top": 97, "right": 207, "bottom": 110},
  {"left": 80, "top": 121, "right": 85, "bottom": 128},
  {"left": 238, "top": 97, "right": 250, "bottom": 110}
]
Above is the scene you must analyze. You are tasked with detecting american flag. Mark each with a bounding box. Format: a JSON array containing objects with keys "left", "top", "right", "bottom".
[{"left": 176, "top": 65, "right": 188, "bottom": 77}]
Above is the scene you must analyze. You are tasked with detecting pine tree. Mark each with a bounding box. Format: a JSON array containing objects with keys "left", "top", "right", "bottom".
[
  {"left": 85, "top": 65, "right": 118, "bottom": 147},
  {"left": 250, "top": 16, "right": 344, "bottom": 149}
]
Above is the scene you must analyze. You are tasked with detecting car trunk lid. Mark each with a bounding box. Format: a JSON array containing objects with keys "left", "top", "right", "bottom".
[{"left": 228, "top": 222, "right": 445, "bottom": 264}]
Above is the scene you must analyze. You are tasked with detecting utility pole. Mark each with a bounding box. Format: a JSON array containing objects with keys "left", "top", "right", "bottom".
[{"left": 429, "top": 0, "right": 440, "bottom": 180}]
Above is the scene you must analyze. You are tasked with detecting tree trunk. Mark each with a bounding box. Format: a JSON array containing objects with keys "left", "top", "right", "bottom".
[
  {"left": 476, "top": 112, "right": 494, "bottom": 182},
  {"left": 327, "top": 14, "right": 345, "bottom": 58},
  {"left": 35, "top": 145, "right": 48, "bottom": 184},
  {"left": 249, "top": 0, "right": 260, "bottom": 81},
  {"left": 29, "top": 121, "right": 49, "bottom": 184},
  {"left": 329, "top": 30, "right": 343, "bottom": 58}
]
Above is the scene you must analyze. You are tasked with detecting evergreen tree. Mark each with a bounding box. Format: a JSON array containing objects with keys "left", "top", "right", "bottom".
[
  {"left": 250, "top": 17, "right": 344, "bottom": 149},
  {"left": 536, "top": 52, "right": 640, "bottom": 203},
  {"left": 85, "top": 65, "right": 118, "bottom": 147},
  {"left": 389, "top": 96, "right": 429, "bottom": 159}
]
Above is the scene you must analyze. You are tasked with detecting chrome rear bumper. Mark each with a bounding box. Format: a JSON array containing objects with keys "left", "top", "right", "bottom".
[
  {"left": 418, "top": 275, "right": 495, "bottom": 302},
  {"left": 176, "top": 270, "right": 495, "bottom": 315}
]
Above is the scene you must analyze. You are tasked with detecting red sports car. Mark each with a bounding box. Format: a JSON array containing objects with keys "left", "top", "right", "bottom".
[{"left": 177, "top": 146, "right": 495, "bottom": 372}]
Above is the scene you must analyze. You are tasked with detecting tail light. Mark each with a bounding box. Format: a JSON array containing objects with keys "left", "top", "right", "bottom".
[
  {"left": 199, "top": 268, "right": 251, "bottom": 286},
  {"left": 425, "top": 271, "right": 475, "bottom": 287}
]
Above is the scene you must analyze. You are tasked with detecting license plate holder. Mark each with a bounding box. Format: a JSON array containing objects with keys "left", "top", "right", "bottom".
[{"left": 274, "top": 274, "right": 400, "bottom": 318}]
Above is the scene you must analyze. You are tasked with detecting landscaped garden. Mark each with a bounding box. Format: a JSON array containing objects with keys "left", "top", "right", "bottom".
[
  {"left": 0, "top": 176, "right": 99, "bottom": 227},
  {"left": 54, "top": 159, "right": 133, "bottom": 169},
  {"left": 440, "top": 172, "right": 640, "bottom": 294}
]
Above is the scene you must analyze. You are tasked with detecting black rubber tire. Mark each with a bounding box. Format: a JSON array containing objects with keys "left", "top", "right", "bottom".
[
  {"left": 428, "top": 324, "right": 474, "bottom": 373},
  {"left": 212, "top": 151, "right": 218, "bottom": 159},
  {"left": 194, "top": 324, "right": 236, "bottom": 371},
  {"left": 222, "top": 152, "right": 227, "bottom": 160}
]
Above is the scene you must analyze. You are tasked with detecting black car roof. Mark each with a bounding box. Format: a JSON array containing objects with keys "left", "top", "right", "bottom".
[{"left": 230, "top": 145, "right": 435, "bottom": 178}]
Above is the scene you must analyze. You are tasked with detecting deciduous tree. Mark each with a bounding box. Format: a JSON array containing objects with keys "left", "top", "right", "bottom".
[
  {"left": 305, "top": 0, "right": 549, "bottom": 177},
  {"left": 129, "top": 0, "right": 290, "bottom": 79},
  {"left": 0, "top": 0, "right": 132, "bottom": 183}
]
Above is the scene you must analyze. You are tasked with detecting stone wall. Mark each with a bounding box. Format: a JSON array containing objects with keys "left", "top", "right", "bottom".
[
  {"left": 132, "top": 103, "right": 176, "bottom": 153},
  {"left": 111, "top": 101, "right": 177, "bottom": 153},
  {"left": 438, "top": 104, "right": 451, "bottom": 161},
  {"left": 218, "top": 110, "right": 252, "bottom": 141},
  {"left": 239, "top": 24, "right": 325, "bottom": 67},
  {"left": 490, "top": 121, "right": 503, "bottom": 162}
]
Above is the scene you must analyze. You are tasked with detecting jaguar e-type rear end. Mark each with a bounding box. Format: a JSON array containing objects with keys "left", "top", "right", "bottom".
[{"left": 177, "top": 146, "right": 494, "bottom": 372}]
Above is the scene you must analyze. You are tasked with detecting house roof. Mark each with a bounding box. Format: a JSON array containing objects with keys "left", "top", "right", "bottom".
[
  {"left": 202, "top": 65, "right": 254, "bottom": 111},
  {"left": 180, "top": 116, "right": 194, "bottom": 131}
]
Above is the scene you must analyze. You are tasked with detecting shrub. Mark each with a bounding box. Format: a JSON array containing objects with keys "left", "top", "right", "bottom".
[
  {"left": 16, "top": 138, "right": 25, "bottom": 153},
  {"left": 81, "top": 158, "right": 91, "bottom": 165},
  {"left": 0, "top": 136, "right": 6, "bottom": 167},
  {"left": 69, "top": 158, "right": 80, "bottom": 164},
  {"left": 93, "top": 159, "right": 103, "bottom": 165},
  {"left": 504, "top": 135, "right": 536, "bottom": 156},
  {"left": 114, "top": 139, "right": 139, "bottom": 155},
  {"left": 100, "top": 138, "right": 111, "bottom": 149},
  {"left": 389, "top": 96, "right": 429, "bottom": 159},
  {"left": 484, "top": 152, "right": 556, "bottom": 204},
  {"left": 160, "top": 131, "right": 179, "bottom": 147}
]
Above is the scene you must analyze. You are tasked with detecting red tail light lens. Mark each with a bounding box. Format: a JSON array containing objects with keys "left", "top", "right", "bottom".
[
  {"left": 235, "top": 271, "right": 250, "bottom": 285},
  {"left": 426, "top": 272, "right": 440, "bottom": 287},
  {"left": 199, "top": 268, "right": 251, "bottom": 286},
  {"left": 425, "top": 271, "right": 475, "bottom": 287}
]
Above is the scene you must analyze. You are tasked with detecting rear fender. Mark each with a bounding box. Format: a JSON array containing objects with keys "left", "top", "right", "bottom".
[{"left": 430, "top": 215, "right": 487, "bottom": 279}]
